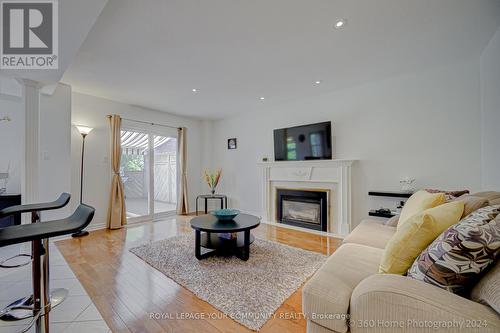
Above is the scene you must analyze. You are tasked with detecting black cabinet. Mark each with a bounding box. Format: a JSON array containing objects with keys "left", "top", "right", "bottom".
[{"left": 0, "top": 194, "right": 21, "bottom": 227}]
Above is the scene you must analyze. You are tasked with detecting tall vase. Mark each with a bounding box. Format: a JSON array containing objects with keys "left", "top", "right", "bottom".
[{"left": 211, "top": 188, "right": 216, "bottom": 195}]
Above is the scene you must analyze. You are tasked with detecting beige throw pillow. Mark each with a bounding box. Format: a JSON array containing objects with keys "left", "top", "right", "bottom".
[
  {"left": 398, "top": 190, "right": 446, "bottom": 229},
  {"left": 379, "top": 201, "right": 464, "bottom": 275}
]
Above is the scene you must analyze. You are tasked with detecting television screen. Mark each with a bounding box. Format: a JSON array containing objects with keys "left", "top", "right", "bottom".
[{"left": 274, "top": 121, "right": 332, "bottom": 161}]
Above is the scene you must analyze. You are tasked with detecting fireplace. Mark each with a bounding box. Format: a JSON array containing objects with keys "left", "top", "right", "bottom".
[
  {"left": 259, "top": 160, "right": 354, "bottom": 235},
  {"left": 276, "top": 189, "right": 328, "bottom": 231}
]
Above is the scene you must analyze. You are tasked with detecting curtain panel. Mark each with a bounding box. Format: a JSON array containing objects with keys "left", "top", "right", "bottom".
[
  {"left": 107, "top": 114, "right": 126, "bottom": 229},
  {"left": 177, "top": 127, "right": 189, "bottom": 215}
]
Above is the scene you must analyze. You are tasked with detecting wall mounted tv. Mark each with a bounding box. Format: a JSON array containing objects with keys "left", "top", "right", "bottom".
[{"left": 274, "top": 121, "right": 332, "bottom": 161}]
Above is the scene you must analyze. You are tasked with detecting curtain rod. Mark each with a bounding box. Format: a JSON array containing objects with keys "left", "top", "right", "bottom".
[{"left": 117, "top": 116, "right": 182, "bottom": 130}]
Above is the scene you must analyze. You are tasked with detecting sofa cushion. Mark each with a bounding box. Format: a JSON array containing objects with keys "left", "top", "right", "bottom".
[
  {"left": 490, "top": 198, "right": 500, "bottom": 206},
  {"left": 452, "top": 194, "right": 489, "bottom": 218},
  {"left": 302, "top": 243, "right": 383, "bottom": 333},
  {"left": 384, "top": 214, "right": 399, "bottom": 227},
  {"left": 343, "top": 219, "right": 396, "bottom": 249},
  {"left": 379, "top": 201, "right": 464, "bottom": 274},
  {"left": 398, "top": 190, "right": 446, "bottom": 229},
  {"left": 471, "top": 191, "right": 500, "bottom": 202},
  {"left": 307, "top": 320, "right": 334, "bottom": 333},
  {"left": 470, "top": 261, "right": 500, "bottom": 314},
  {"left": 351, "top": 274, "right": 500, "bottom": 333},
  {"left": 408, "top": 205, "right": 500, "bottom": 295}
]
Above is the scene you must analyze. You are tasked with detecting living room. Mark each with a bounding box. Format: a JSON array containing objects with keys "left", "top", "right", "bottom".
[{"left": 0, "top": 1, "right": 499, "bottom": 332}]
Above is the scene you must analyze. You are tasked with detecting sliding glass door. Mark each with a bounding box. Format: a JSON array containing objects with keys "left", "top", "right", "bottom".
[
  {"left": 120, "top": 127, "right": 177, "bottom": 222},
  {"left": 153, "top": 134, "right": 177, "bottom": 215}
]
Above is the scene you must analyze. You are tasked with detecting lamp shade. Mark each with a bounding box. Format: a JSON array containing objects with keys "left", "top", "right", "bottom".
[{"left": 75, "top": 125, "right": 93, "bottom": 135}]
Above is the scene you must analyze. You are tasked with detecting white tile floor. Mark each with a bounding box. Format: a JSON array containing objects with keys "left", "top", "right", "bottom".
[{"left": 0, "top": 242, "right": 110, "bottom": 333}]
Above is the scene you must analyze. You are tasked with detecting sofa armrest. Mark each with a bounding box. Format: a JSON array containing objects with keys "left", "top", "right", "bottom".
[{"left": 350, "top": 274, "right": 500, "bottom": 333}]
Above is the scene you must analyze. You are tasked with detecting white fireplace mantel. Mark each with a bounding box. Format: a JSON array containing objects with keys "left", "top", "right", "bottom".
[{"left": 258, "top": 159, "right": 356, "bottom": 236}]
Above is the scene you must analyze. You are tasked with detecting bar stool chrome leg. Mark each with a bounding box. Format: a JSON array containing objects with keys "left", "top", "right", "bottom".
[
  {"left": 0, "top": 242, "right": 68, "bottom": 323},
  {"left": 33, "top": 239, "right": 44, "bottom": 333},
  {"left": 0, "top": 195, "right": 92, "bottom": 333},
  {"left": 39, "top": 238, "right": 50, "bottom": 333},
  {"left": 0, "top": 239, "right": 69, "bottom": 333},
  {"left": 0, "top": 212, "right": 68, "bottom": 324}
]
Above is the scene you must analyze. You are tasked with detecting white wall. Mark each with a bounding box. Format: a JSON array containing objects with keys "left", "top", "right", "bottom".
[
  {"left": 210, "top": 60, "right": 483, "bottom": 228},
  {"left": 480, "top": 27, "right": 500, "bottom": 190},
  {"left": 0, "top": 91, "right": 23, "bottom": 194},
  {"left": 71, "top": 92, "right": 205, "bottom": 228},
  {"left": 39, "top": 84, "right": 73, "bottom": 220},
  {"left": 200, "top": 120, "right": 214, "bottom": 170}
]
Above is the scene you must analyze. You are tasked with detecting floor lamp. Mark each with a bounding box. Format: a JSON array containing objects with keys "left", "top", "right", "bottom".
[{"left": 72, "top": 125, "right": 93, "bottom": 238}]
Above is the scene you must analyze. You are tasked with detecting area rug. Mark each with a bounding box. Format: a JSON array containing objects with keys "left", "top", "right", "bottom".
[{"left": 129, "top": 234, "right": 326, "bottom": 330}]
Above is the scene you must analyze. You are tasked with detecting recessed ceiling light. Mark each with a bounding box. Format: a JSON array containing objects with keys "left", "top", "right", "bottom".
[
  {"left": 192, "top": 88, "right": 198, "bottom": 92},
  {"left": 259, "top": 97, "right": 265, "bottom": 100},
  {"left": 334, "top": 19, "right": 346, "bottom": 29},
  {"left": 315, "top": 80, "right": 321, "bottom": 85}
]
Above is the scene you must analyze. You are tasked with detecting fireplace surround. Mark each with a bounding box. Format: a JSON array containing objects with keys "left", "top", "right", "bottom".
[
  {"left": 258, "top": 159, "right": 355, "bottom": 235},
  {"left": 276, "top": 188, "right": 328, "bottom": 231}
]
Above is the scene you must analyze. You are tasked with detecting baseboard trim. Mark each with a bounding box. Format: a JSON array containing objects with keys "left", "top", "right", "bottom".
[
  {"left": 52, "top": 221, "right": 107, "bottom": 241},
  {"left": 87, "top": 222, "right": 107, "bottom": 231}
]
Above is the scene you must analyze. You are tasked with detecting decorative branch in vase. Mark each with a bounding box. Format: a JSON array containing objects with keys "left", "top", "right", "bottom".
[
  {"left": 400, "top": 177, "right": 416, "bottom": 193},
  {"left": 204, "top": 168, "right": 222, "bottom": 195}
]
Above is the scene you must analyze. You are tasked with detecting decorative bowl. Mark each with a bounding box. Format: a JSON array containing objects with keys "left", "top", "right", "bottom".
[{"left": 211, "top": 209, "right": 240, "bottom": 221}]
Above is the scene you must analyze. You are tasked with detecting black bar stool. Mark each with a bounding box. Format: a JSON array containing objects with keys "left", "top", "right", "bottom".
[
  {"left": 0, "top": 194, "right": 94, "bottom": 333},
  {"left": 0, "top": 193, "right": 71, "bottom": 322},
  {"left": 0, "top": 193, "right": 71, "bottom": 267}
]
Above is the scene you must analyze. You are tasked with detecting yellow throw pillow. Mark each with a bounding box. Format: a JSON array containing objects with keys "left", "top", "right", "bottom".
[
  {"left": 379, "top": 201, "right": 464, "bottom": 275},
  {"left": 398, "top": 190, "right": 446, "bottom": 229}
]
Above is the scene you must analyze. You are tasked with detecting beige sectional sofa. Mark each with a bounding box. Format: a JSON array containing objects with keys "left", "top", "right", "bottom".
[{"left": 302, "top": 192, "right": 500, "bottom": 333}]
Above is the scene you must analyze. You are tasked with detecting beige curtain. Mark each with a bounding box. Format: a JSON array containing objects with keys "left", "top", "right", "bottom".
[
  {"left": 107, "top": 114, "right": 126, "bottom": 229},
  {"left": 177, "top": 127, "right": 189, "bottom": 215}
]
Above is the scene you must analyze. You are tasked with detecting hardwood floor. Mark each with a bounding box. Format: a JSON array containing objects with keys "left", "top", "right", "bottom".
[{"left": 55, "top": 216, "right": 343, "bottom": 333}]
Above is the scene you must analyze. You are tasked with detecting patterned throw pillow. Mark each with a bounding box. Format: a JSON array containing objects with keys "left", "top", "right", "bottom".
[{"left": 407, "top": 205, "right": 500, "bottom": 295}]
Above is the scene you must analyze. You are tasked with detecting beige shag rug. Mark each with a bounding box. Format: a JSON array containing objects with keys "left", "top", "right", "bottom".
[{"left": 129, "top": 234, "right": 326, "bottom": 330}]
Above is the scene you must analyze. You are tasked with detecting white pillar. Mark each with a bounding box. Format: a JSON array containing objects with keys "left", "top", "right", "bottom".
[
  {"left": 261, "top": 165, "right": 271, "bottom": 221},
  {"left": 339, "top": 164, "right": 352, "bottom": 235},
  {"left": 18, "top": 79, "right": 42, "bottom": 208}
]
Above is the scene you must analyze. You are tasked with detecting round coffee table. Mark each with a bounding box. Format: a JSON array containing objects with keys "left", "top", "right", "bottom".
[{"left": 190, "top": 213, "right": 260, "bottom": 261}]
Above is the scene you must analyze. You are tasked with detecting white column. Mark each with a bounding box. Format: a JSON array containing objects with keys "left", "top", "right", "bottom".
[
  {"left": 261, "top": 165, "right": 271, "bottom": 221},
  {"left": 18, "top": 79, "right": 42, "bottom": 208},
  {"left": 339, "top": 164, "right": 352, "bottom": 235}
]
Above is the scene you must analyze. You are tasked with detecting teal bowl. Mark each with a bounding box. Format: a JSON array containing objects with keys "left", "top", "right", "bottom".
[{"left": 211, "top": 209, "right": 240, "bottom": 221}]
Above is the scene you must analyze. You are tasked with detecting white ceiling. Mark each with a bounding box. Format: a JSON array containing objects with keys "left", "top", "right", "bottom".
[{"left": 62, "top": 0, "right": 500, "bottom": 120}]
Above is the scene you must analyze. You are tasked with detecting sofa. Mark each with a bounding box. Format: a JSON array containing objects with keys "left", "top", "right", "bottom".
[{"left": 302, "top": 191, "right": 500, "bottom": 333}]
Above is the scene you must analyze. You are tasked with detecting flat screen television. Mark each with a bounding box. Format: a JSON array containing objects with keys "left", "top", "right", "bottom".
[{"left": 274, "top": 121, "right": 332, "bottom": 161}]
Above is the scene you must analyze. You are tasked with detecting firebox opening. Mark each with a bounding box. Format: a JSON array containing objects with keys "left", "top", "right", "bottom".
[{"left": 276, "top": 189, "right": 328, "bottom": 232}]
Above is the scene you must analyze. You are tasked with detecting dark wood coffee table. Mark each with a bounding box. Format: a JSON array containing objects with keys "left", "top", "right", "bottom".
[{"left": 190, "top": 213, "right": 260, "bottom": 261}]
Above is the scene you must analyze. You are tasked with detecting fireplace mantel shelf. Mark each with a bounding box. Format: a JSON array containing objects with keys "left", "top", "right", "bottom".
[{"left": 257, "top": 159, "right": 356, "bottom": 168}]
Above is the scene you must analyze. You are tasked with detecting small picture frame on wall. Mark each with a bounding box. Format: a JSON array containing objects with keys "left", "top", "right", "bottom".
[{"left": 228, "top": 138, "right": 237, "bottom": 150}]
